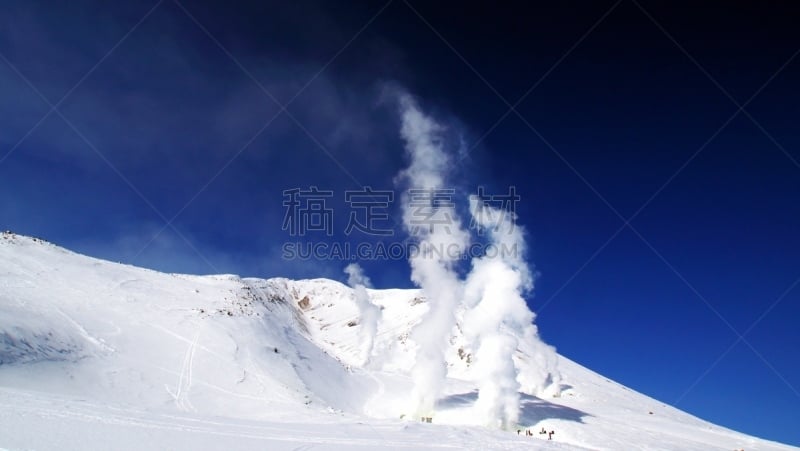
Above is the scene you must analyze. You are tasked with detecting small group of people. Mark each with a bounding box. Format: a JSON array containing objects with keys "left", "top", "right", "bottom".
[{"left": 517, "top": 427, "right": 555, "bottom": 440}]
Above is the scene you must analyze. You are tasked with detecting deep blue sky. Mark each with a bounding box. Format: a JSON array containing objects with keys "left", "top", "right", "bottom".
[{"left": 2, "top": 0, "right": 799, "bottom": 445}]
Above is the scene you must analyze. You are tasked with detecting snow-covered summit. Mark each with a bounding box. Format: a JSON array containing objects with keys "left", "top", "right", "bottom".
[{"left": 0, "top": 232, "right": 795, "bottom": 450}]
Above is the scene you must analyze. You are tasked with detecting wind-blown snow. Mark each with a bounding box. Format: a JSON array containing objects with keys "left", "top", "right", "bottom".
[{"left": 0, "top": 231, "right": 796, "bottom": 451}]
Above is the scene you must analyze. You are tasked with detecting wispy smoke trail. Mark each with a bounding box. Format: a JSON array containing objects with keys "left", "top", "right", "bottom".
[
  {"left": 344, "top": 263, "right": 381, "bottom": 366},
  {"left": 397, "top": 94, "right": 470, "bottom": 417},
  {"left": 463, "top": 197, "right": 560, "bottom": 428}
]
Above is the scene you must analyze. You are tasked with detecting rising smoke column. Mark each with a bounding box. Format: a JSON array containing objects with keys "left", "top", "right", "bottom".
[
  {"left": 344, "top": 263, "right": 381, "bottom": 366},
  {"left": 397, "top": 94, "right": 470, "bottom": 417},
  {"left": 462, "top": 196, "right": 560, "bottom": 428}
]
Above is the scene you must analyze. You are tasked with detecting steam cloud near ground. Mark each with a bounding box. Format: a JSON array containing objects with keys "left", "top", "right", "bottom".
[
  {"left": 397, "top": 94, "right": 471, "bottom": 417},
  {"left": 463, "top": 198, "right": 561, "bottom": 428},
  {"left": 348, "top": 91, "right": 560, "bottom": 428},
  {"left": 344, "top": 263, "right": 381, "bottom": 366},
  {"left": 396, "top": 92, "right": 561, "bottom": 427}
]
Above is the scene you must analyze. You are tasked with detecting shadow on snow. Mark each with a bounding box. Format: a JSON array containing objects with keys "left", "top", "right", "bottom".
[{"left": 437, "top": 389, "right": 589, "bottom": 425}]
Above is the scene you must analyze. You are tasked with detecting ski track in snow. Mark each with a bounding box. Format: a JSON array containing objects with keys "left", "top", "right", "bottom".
[{"left": 168, "top": 327, "right": 200, "bottom": 412}]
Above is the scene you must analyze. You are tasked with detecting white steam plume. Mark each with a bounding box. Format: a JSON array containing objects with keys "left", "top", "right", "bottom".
[
  {"left": 344, "top": 263, "right": 381, "bottom": 366},
  {"left": 462, "top": 197, "right": 561, "bottom": 429},
  {"left": 397, "top": 94, "right": 470, "bottom": 417},
  {"left": 393, "top": 90, "right": 560, "bottom": 426}
]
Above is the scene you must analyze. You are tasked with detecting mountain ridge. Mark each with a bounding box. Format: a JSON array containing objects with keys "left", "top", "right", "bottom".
[{"left": 0, "top": 231, "right": 795, "bottom": 450}]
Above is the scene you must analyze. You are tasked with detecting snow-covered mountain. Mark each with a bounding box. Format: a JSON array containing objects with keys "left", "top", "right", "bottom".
[{"left": 0, "top": 231, "right": 795, "bottom": 450}]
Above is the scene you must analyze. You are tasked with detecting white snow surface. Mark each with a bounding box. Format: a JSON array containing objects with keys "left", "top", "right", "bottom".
[{"left": 0, "top": 232, "right": 795, "bottom": 450}]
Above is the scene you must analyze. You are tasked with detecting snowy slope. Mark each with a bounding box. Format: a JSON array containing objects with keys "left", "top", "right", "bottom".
[{"left": 0, "top": 232, "right": 795, "bottom": 450}]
